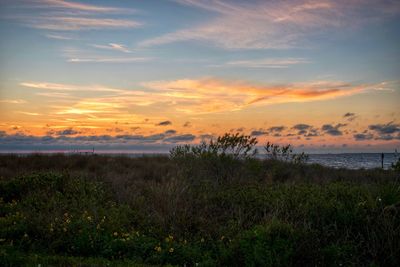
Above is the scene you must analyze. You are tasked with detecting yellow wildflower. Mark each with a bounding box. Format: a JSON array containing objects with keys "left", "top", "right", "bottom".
[
  {"left": 169, "top": 247, "right": 174, "bottom": 253},
  {"left": 113, "top": 232, "right": 118, "bottom": 237},
  {"left": 154, "top": 246, "right": 162, "bottom": 252}
]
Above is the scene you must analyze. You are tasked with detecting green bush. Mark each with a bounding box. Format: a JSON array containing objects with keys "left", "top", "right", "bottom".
[
  {"left": 223, "top": 220, "right": 297, "bottom": 267},
  {"left": 170, "top": 133, "right": 261, "bottom": 183}
]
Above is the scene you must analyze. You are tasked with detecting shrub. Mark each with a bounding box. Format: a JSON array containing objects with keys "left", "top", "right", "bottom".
[
  {"left": 223, "top": 220, "right": 297, "bottom": 267},
  {"left": 264, "top": 142, "right": 308, "bottom": 164},
  {"left": 391, "top": 157, "right": 400, "bottom": 172},
  {"left": 170, "top": 133, "right": 260, "bottom": 183},
  {"left": 171, "top": 133, "right": 257, "bottom": 160}
]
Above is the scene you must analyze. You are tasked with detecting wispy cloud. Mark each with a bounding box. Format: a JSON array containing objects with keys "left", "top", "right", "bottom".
[
  {"left": 28, "top": 17, "right": 141, "bottom": 31},
  {"left": 5, "top": 0, "right": 141, "bottom": 31},
  {"left": 44, "top": 33, "right": 75, "bottom": 40},
  {"left": 141, "top": 0, "right": 400, "bottom": 49},
  {"left": 40, "top": 0, "right": 132, "bottom": 13},
  {"left": 91, "top": 43, "right": 132, "bottom": 53},
  {"left": 35, "top": 92, "right": 74, "bottom": 98},
  {"left": 55, "top": 102, "right": 122, "bottom": 115},
  {"left": 0, "top": 99, "right": 27, "bottom": 104},
  {"left": 220, "top": 58, "right": 310, "bottom": 68},
  {"left": 20, "top": 82, "right": 126, "bottom": 93},
  {"left": 19, "top": 78, "right": 393, "bottom": 116},
  {"left": 143, "top": 78, "right": 389, "bottom": 113},
  {"left": 19, "top": 81, "right": 160, "bottom": 117},
  {"left": 17, "top": 111, "right": 40, "bottom": 116},
  {"left": 67, "top": 57, "right": 150, "bottom": 63},
  {"left": 62, "top": 47, "right": 150, "bottom": 63}
]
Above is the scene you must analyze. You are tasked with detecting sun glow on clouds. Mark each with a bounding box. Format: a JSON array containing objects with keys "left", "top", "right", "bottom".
[
  {"left": 18, "top": 78, "right": 388, "bottom": 120},
  {"left": 143, "top": 78, "right": 386, "bottom": 113},
  {"left": 0, "top": 99, "right": 27, "bottom": 104}
]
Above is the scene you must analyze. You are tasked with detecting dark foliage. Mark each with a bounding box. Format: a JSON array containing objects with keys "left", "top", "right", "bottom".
[{"left": 0, "top": 134, "right": 399, "bottom": 266}]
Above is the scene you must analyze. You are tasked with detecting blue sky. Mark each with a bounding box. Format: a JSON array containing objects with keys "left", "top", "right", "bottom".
[{"left": 0, "top": 0, "right": 399, "bottom": 152}]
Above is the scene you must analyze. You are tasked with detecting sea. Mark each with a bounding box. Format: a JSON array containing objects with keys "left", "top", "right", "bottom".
[
  {"left": 1, "top": 150, "right": 399, "bottom": 170},
  {"left": 306, "top": 153, "right": 398, "bottom": 170}
]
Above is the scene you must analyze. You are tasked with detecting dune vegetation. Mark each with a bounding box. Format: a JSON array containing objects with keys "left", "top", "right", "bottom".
[{"left": 0, "top": 134, "right": 399, "bottom": 266}]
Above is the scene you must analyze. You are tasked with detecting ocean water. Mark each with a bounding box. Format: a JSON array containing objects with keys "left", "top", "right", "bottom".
[
  {"left": 1, "top": 151, "right": 399, "bottom": 170},
  {"left": 307, "top": 153, "right": 398, "bottom": 170}
]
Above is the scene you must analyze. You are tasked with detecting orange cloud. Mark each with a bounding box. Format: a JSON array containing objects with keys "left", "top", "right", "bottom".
[
  {"left": 0, "top": 99, "right": 27, "bottom": 104},
  {"left": 19, "top": 79, "right": 390, "bottom": 117},
  {"left": 143, "top": 78, "right": 385, "bottom": 113}
]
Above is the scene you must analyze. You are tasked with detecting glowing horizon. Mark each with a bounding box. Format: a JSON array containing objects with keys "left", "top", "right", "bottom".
[{"left": 0, "top": 0, "right": 399, "bottom": 152}]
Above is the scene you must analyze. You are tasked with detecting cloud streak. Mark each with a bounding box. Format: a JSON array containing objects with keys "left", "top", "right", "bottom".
[
  {"left": 91, "top": 43, "right": 132, "bottom": 53},
  {"left": 141, "top": 0, "right": 400, "bottom": 49},
  {"left": 20, "top": 78, "right": 391, "bottom": 116},
  {"left": 67, "top": 57, "right": 150, "bottom": 63},
  {"left": 221, "top": 58, "right": 310, "bottom": 68},
  {"left": 20, "top": 82, "right": 127, "bottom": 93},
  {"left": 0, "top": 99, "right": 27, "bottom": 104},
  {"left": 143, "top": 78, "right": 388, "bottom": 113},
  {"left": 4, "top": 0, "right": 141, "bottom": 31},
  {"left": 40, "top": 0, "right": 132, "bottom": 13},
  {"left": 28, "top": 17, "right": 141, "bottom": 31}
]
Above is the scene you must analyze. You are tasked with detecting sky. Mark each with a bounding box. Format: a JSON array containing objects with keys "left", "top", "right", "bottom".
[{"left": 0, "top": 0, "right": 399, "bottom": 153}]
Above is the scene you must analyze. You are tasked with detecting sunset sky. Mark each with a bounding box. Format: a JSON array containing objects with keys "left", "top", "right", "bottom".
[{"left": 0, "top": 0, "right": 399, "bottom": 153}]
